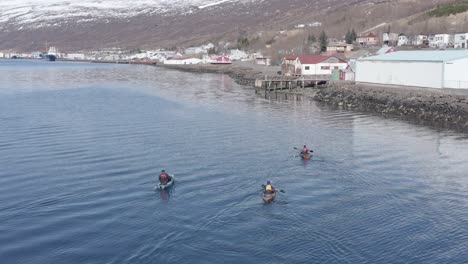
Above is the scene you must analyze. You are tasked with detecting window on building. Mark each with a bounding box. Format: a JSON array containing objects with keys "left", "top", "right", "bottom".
[
  {"left": 334, "top": 66, "right": 339, "bottom": 69},
  {"left": 321, "top": 66, "right": 330, "bottom": 70},
  {"left": 305, "top": 66, "right": 310, "bottom": 70}
]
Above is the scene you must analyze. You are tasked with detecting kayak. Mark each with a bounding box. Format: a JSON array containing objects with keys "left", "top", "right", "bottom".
[
  {"left": 301, "top": 153, "right": 311, "bottom": 160},
  {"left": 262, "top": 191, "right": 276, "bottom": 203},
  {"left": 157, "top": 174, "right": 175, "bottom": 190}
]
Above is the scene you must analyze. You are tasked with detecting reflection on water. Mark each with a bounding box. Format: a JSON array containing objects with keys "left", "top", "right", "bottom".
[{"left": 0, "top": 60, "right": 467, "bottom": 264}]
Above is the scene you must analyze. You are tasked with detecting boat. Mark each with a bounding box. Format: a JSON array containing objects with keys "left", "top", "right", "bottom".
[
  {"left": 262, "top": 191, "right": 276, "bottom": 203},
  {"left": 300, "top": 152, "right": 311, "bottom": 160},
  {"left": 157, "top": 174, "right": 175, "bottom": 190},
  {"left": 45, "top": 54, "right": 56, "bottom": 61}
]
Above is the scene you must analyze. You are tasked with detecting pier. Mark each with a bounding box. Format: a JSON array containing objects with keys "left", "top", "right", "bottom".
[{"left": 254, "top": 75, "right": 330, "bottom": 91}]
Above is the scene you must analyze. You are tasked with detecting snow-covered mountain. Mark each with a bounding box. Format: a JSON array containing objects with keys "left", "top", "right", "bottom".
[
  {"left": 0, "top": 0, "right": 456, "bottom": 52},
  {"left": 0, "top": 0, "right": 257, "bottom": 29}
]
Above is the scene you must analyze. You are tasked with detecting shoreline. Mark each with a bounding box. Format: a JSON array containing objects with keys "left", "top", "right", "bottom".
[
  {"left": 5, "top": 59, "right": 467, "bottom": 133},
  {"left": 158, "top": 63, "right": 468, "bottom": 133},
  {"left": 155, "top": 63, "right": 272, "bottom": 86}
]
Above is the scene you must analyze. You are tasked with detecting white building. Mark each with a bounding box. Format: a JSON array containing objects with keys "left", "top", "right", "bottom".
[
  {"left": 454, "top": 33, "right": 468, "bottom": 49},
  {"left": 65, "top": 53, "right": 86, "bottom": 60},
  {"left": 382, "top": 32, "right": 398, "bottom": 46},
  {"left": 163, "top": 58, "right": 202, "bottom": 65},
  {"left": 433, "top": 34, "right": 454, "bottom": 48},
  {"left": 397, "top": 33, "right": 409, "bottom": 46},
  {"left": 228, "top": 49, "right": 248, "bottom": 60},
  {"left": 428, "top": 35, "right": 436, "bottom": 48},
  {"left": 281, "top": 55, "right": 348, "bottom": 76},
  {"left": 308, "top": 22, "right": 322, "bottom": 27},
  {"left": 412, "top": 35, "right": 428, "bottom": 46},
  {"left": 356, "top": 50, "right": 468, "bottom": 89},
  {"left": 0, "top": 52, "right": 4, "bottom": 58}
]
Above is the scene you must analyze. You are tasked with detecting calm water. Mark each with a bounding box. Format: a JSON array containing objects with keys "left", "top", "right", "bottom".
[{"left": 1, "top": 60, "right": 467, "bottom": 264}]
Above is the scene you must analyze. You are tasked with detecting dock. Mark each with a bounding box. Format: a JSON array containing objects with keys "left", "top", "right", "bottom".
[{"left": 255, "top": 75, "right": 330, "bottom": 91}]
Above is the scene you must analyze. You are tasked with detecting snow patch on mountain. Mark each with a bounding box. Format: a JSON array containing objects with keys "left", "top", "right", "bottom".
[{"left": 0, "top": 0, "right": 254, "bottom": 30}]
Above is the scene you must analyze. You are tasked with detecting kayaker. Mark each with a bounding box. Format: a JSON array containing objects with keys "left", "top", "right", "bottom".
[
  {"left": 301, "top": 145, "right": 309, "bottom": 154},
  {"left": 264, "top": 181, "right": 276, "bottom": 194},
  {"left": 159, "top": 170, "right": 171, "bottom": 184}
]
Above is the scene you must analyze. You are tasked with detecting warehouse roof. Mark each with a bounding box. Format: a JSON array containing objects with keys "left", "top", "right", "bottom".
[{"left": 358, "top": 50, "right": 468, "bottom": 62}]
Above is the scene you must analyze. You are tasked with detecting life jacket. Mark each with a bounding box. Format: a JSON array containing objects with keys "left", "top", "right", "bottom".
[
  {"left": 265, "top": 185, "right": 272, "bottom": 191},
  {"left": 303, "top": 147, "right": 308, "bottom": 153}
]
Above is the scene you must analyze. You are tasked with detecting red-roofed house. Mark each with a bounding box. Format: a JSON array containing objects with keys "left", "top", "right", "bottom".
[
  {"left": 211, "top": 55, "right": 232, "bottom": 65},
  {"left": 281, "top": 55, "right": 348, "bottom": 76},
  {"left": 357, "top": 33, "right": 379, "bottom": 46}
]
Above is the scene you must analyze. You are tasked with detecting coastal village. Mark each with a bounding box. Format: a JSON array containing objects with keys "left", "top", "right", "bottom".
[{"left": 2, "top": 30, "right": 468, "bottom": 90}]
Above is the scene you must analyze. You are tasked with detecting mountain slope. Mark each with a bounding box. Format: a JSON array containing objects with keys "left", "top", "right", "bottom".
[{"left": 0, "top": 0, "right": 464, "bottom": 52}]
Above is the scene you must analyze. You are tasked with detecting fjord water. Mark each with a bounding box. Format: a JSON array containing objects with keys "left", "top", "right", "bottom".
[{"left": 1, "top": 60, "right": 468, "bottom": 264}]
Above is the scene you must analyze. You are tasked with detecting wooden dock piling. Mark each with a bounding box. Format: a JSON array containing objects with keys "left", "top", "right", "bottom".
[{"left": 255, "top": 75, "right": 330, "bottom": 92}]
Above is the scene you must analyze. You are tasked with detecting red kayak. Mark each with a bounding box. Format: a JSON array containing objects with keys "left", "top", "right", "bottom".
[{"left": 301, "top": 153, "right": 311, "bottom": 160}]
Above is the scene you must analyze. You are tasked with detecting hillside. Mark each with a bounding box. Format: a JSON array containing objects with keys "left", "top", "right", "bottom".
[{"left": 0, "top": 0, "right": 466, "bottom": 52}]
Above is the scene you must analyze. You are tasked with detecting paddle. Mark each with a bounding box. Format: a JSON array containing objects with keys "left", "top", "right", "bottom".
[
  {"left": 293, "top": 147, "right": 314, "bottom": 153},
  {"left": 261, "top": 185, "right": 285, "bottom": 193}
]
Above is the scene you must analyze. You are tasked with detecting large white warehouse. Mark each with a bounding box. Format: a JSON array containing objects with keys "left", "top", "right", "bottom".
[{"left": 356, "top": 50, "right": 468, "bottom": 89}]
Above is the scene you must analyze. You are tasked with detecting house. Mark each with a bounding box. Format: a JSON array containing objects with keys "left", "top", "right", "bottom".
[
  {"left": 454, "top": 33, "right": 468, "bottom": 49},
  {"left": 355, "top": 50, "right": 468, "bottom": 89},
  {"left": 164, "top": 58, "right": 203, "bottom": 65},
  {"left": 428, "top": 35, "right": 437, "bottom": 48},
  {"left": 211, "top": 55, "right": 232, "bottom": 64},
  {"left": 433, "top": 34, "right": 454, "bottom": 48},
  {"left": 397, "top": 34, "right": 409, "bottom": 46},
  {"left": 326, "top": 42, "right": 354, "bottom": 54},
  {"left": 412, "top": 35, "right": 428, "bottom": 46},
  {"left": 356, "top": 33, "right": 379, "bottom": 46},
  {"left": 281, "top": 55, "right": 348, "bottom": 76},
  {"left": 382, "top": 32, "right": 398, "bottom": 46}
]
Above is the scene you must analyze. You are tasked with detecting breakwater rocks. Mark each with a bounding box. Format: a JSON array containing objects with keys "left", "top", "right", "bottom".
[{"left": 313, "top": 82, "right": 468, "bottom": 132}]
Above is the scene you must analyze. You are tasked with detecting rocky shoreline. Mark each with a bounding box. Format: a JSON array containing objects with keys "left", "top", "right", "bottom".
[
  {"left": 158, "top": 64, "right": 468, "bottom": 133},
  {"left": 313, "top": 82, "right": 468, "bottom": 133}
]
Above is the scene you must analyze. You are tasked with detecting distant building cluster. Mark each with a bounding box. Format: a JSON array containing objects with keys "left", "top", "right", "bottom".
[
  {"left": 0, "top": 42, "right": 274, "bottom": 67},
  {"left": 279, "top": 28, "right": 468, "bottom": 89},
  {"left": 353, "top": 32, "right": 468, "bottom": 49}
]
